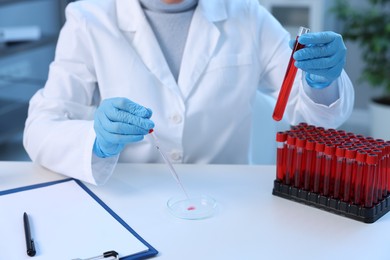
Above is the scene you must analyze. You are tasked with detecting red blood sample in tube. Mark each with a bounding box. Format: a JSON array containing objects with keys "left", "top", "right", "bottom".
[
  {"left": 382, "top": 142, "right": 390, "bottom": 196},
  {"left": 276, "top": 132, "right": 287, "bottom": 182},
  {"left": 353, "top": 150, "right": 366, "bottom": 205},
  {"left": 294, "top": 137, "right": 306, "bottom": 188},
  {"left": 343, "top": 148, "right": 356, "bottom": 202},
  {"left": 272, "top": 27, "right": 310, "bottom": 121},
  {"left": 371, "top": 149, "right": 383, "bottom": 203},
  {"left": 386, "top": 141, "right": 390, "bottom": 194},
  {"left": 323, "top": 144, "right": 335, "bottom": 196},
  {"left": 313, "top": 142, "right": 325, "bottom": 193},
  {"left": 304, "top": 139, "right": 316, "bottom": 190},
  {"left": 364, "top": 153, "right": 378, "bottom": 208},
  {"left": 376, "top": 144, "right": 389, "bottom": 198},
  {"left": 333, "top": 146, "right": 346, "bottom": 199},
  {"left": 285, "top": 134, "right": 296, "bottom": 185}
]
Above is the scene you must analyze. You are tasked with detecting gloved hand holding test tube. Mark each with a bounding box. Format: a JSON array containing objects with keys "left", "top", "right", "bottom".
[{"left": 272, "top": 26, "right": 310, "bottom": 121}]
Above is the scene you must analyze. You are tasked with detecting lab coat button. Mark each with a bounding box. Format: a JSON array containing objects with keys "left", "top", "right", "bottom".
[
  {"left": 170, "top": 151, "right": 182, "bottom": 161},
  {"left": 171, "top": 114, "right": 182, "bottom": 124}
]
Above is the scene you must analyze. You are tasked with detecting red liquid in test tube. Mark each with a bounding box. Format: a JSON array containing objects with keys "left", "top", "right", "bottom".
[
  {"left": 364, "top": 153, "right": 378, "bottom": 208},
  {"left": 323, "top": 144, "right": 335, "bottom": 196},
  {"left": 294, "top": 137, "right": 306, "bottom": 188},
  {"left": 272, "top": 27, "right": 310, "bottom": 121},
  {"left": 371, "top": 149, "right": 383, "bottom": 203},
  {"left": 353, "top": 150, "right": 366, "bottom": 205},
  {"left": 276, "top": 132, "right": 287, "bottom": 182},
  {"left": 304, "top": 139, "right": 316, "bottom": 190},
  {"left": 376, "top": 145, "right": 389, "bottom": 198},
  {"left": 313, "top": 142, "right": 325, "bottom": 193},
  {"left": 342, "top": 148, "right": 356, "bottom": 202},
  {"left": 386, "top": 141, "right": 390, "bottom": 195},
  {"left": 333, "top": 146, "right": 346, "bottom": 199},
  {"left": 285, "top": 134, "right": 296, "bottom": 185}
]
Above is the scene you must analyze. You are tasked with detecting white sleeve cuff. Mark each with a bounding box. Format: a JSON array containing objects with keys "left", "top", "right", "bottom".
[
  {"left": 302, "top": 72, "right": 340, "bottom": 107},
  {"left": 90, "top": 153, "right": 119, "bottom": 185}
]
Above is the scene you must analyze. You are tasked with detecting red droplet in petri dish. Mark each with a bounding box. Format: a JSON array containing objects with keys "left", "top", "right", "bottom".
[{"left": 187, "top": 206, "right": 196, "bottom": 211}]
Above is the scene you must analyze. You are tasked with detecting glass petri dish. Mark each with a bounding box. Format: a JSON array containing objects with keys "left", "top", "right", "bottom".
[{"left": 167, "top": 194, "right": 217, "bottom": 220}]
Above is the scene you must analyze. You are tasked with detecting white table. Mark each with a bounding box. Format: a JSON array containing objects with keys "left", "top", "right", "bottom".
[{"left": 1, "top": 162, "right": 389, "bottom": 260}]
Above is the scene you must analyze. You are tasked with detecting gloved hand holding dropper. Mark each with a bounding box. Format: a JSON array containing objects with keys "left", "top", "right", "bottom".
[{"left": 93, "top": 97, "right": 154, "bottom": 158}]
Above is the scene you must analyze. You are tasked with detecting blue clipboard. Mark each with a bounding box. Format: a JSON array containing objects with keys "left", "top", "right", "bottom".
[{"left": 0, "top": 178, "right": 158, "bottom": 260}]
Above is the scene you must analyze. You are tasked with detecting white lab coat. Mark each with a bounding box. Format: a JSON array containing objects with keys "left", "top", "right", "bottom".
[{"left": 23, "top": 0, "right": 354, "bottom": 185}]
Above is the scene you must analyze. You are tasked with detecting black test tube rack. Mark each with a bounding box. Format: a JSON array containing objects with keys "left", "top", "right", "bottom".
[{"left": 272, "top": 123, "right": 390, "bottom": 223}]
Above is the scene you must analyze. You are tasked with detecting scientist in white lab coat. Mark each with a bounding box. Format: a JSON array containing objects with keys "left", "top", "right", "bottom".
[{"left": 23, "top": 0, "right": 354, "bottom": 185}]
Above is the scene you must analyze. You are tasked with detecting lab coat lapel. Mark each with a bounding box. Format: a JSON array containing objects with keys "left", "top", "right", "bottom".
[
  {"left": 116, "top": 0, "right": 181, "bottom": 98},
  {"left": 178, "top": 0, "right": 227, "bottom": 99}
]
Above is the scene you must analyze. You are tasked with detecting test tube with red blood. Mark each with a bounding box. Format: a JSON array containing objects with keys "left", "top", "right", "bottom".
[
  {"left": 272, "top": 27, "right": 310, "bottom": 121},
  {"left": 304, "top": 139, "right": 316, "bottom": 190},
  {"left": 353, "top": 150, "right": 367, "bottom": 205},
  {"left": 364, "top": 153, "right": 378, "bottom": 208},
  {"left": 294, "top": 136, "right": 306, "bottom": 188},
  {"left": 383, "top": 141, "right": 390, "bottom": 196},
  {"left": 276, "top": 132, "right": 287, "bottom": 182},
  {"left": 382, "top": 142, "right": 390, "bottom": 196},
  {"left": 298, "top": 122, "right": 308, "bottom": 129},
  {"left": 285, "top": 134, "right": 296, "bottom": 185},
  {"left": 322, "top": 144, "right": 335, "bottom": 196},
  {"left": 313, "top": 141, "right": 325, "bottom": 193},
  {"left": 337, "top": 129, "right": 346, "bottom": 136},
  {"left": 374, "top": 145, "right": 388, "bottom": 198},
  {"left": 371, "top": 148, "right": 383, "bottom": 203},
  {"left": 386, "top": 141, "right": 390, "bottom": 194},
  {"left": 342, "top": 148, "right": 356, "bottom": 202},
  {"left": 333, "top": 146, "right": 346, "bottom": 199}
]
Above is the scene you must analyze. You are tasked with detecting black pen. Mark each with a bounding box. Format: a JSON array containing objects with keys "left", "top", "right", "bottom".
[{"left": 23, "top": 212, "right": 36, "bottom": 257}]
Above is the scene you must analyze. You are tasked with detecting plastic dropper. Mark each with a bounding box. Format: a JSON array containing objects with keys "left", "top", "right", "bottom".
[{"left": 149, "top": 129, "right": 190, "bottom": 200}]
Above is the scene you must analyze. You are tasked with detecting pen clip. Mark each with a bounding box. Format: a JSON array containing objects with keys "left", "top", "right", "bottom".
[
  {"left": 27, "top": 239, "right": 36, "bottom": 257},
  {"left": 72, "top": 250, "right": 119, "bottom": 260}
]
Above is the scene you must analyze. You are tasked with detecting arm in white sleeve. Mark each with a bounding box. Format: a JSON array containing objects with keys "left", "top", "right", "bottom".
[{"left": 23, "top": 3, "right": 117, "bottom": 185}]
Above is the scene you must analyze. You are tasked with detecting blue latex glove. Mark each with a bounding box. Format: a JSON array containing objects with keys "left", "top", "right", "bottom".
[
  {"left": 290, "top": 31, "right": 347, "bottom": 89},
  {"left": 93, "top": 97, "right": 154, "bottom": 158}
]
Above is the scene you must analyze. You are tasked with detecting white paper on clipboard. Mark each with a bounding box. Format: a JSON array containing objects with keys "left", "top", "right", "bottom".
[{"left": 0, "top": 179, "right": 157, "bottom": 260}]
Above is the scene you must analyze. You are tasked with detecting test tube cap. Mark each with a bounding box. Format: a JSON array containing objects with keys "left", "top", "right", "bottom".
[
  {"left": 356, "top": 150, "right": 367, "bottom": 163},
  {"left": 276, "top": 132, "right": 287, "bottom": 142},
  {"left": 324, "top": 144, "right": 335, "bottom": 155},
  {"left": 335, "top": 146, "right": 345, "bottom": 157},
  {"left": 345, "top": 148, "right": 357, "bottom": 159},
  {"left": 366, "top": 153, "right": 378, "bottom": 165},
  {"left": 375, "top": 139, "right": 385, "bottom": 144},
  {"left": 316, "top": 126, "right": 325, "bottom": 133},
  {"left": 287, "top": 134, "right": 296, "bottom": 145},
  {"left": 371, "top": 149, "right": 383, "bottom": 157},
  {"left": 298, "top": 122, "right": 308, "bottom": 128},
  {"left": 315, "top": 141, "right": 325, "bottom": 152},
  {"left": 337, "top": 130, "right": 346, "bottom": 136},
  {"left": 306, "top": 139, "right": 316, "bottom": 151},
  {"left": 305, "top": 125, "right": 316, "bottom": 132},
  {"left": 296, "top": 136, "right": 306, "bottom": 148},
  {"left": 382, "top": 143, "right": 390, "bottom": 154}
]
